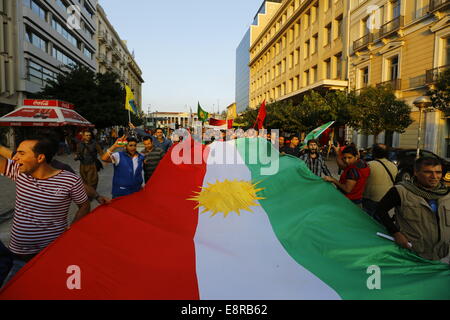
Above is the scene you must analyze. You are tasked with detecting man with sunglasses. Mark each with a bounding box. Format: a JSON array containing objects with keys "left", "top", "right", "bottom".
[{"left": 101, "top": 136, "right": 145, "bottom": 199}]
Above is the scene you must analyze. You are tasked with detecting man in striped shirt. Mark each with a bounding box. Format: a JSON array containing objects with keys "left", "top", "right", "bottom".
[
  {"left": 299, "top": 139, "right": 332, "bottom": 177},
  {"left": 0, "top": 137, "right": 90, "bottom": 265}
]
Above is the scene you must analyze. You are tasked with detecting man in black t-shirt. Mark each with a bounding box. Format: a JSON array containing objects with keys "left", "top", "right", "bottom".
[{"left": 280, "top": 135, "right": 302, "bottom": 158}]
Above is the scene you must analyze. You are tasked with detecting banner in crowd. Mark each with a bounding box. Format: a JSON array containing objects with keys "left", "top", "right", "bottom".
[{"left": 1, "top": 139, "right": 449, "bottom": 299}]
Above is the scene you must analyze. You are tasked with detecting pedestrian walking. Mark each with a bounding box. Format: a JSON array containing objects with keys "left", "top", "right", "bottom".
[
  {"left": 142, "top": 137, "right": 165, "bottom": 183},
  {"left": 362, "top": 144, "right": 398, "bottom": 220},
  {"left": 101, "top": 136, "right": 144, "bottom": 199},
  {"left": 375, "top": 157, "right": 450, "bottom": 262},
  {"left": 323, "top": 145, "right": 370, "bottom": 207},
  {"left": 76, "top": 131, "right": 103, "bottom": 190},
  {"left": 0, "top": 136, "right": 90, "bottom": 284}
]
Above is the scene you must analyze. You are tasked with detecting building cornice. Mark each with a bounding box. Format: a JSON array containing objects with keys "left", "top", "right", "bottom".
[{"left": 249, "top": 0, "right": 315, "bottom": 66}]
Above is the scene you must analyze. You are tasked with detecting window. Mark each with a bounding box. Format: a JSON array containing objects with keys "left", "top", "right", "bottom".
[
  {"left": 23, "top": 0, "right": 46, "bottom": 21},
  {"left": 312, "top": 2, "right": 319, "bottom": 23},
  {"left": 445, "top": 38, "right": 450, "bottom": 65},
  {"left": 325, "top": 24, "right": 332, "bottom": 45},
  {"left": 295, "top": 47, "right": 300, "bottom": 65},
  {"left": 305, "top": 40, "right": 310, "bottom": 58},
  {"left": 52, "top": 47, "right": 76, "bottom": 66},
  {"left": 324, "top": 59, "right": 331, "bottom": 79},
  {"left": 325, "top": 0, "right": 332, "bottom": 12},
  {"left": 391, "top": 0, "right": 401, "bottom": 19},
  {"left": 335, "top": 15, "right": 343, "bottom": 39},
  {"left": 289, "top": 27, "right": 294, "bottom": 43},
  {"left": 289, "top": 52, "right": 294, "bottom": 69},
  {"left": 304, "top": 70, "right": 310, "bottom": 86},
  {"left": 277, "top": 62, "right": 282, "bottom": 76},
  {"left": 312, "top": 65, "right": 318, "bottom": 83},
  {"left": 282, "top": 58, "right": 286, "bottom": 73},
  {"left": 335, "top": 52, "right": 343, "bottom": 79},
  {"left": 52, "top": 18, "right": 78, "bottom": 48},
  {"left": 304, "top": 11, "right": 310, "bottom": 29},
  {"left": 312, "top": 34, "right": 318, "bottom": 54},
  {"left": 56, "top": 0, "right": 67, "bottom": 9},
  {"left": 295, "top": 20, "right": 301, "bottom": 38},
  {"left": 28, "top": 60, "right": 57, "bottom": 86},
  {"left": 389, "top": 56, "right": 399, "bottom": 80},
  {"left": 26, "top": 28, "right": 47, "bottom": 52},
  {"left": 84, "top": 2, "right": 94, "bottom": 19},
  {"left": 360, "top": 67, "right": 369, "bottom": 87}
]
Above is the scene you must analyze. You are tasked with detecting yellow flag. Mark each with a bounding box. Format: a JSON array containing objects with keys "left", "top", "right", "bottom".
[
  {"left": 226, "top": 103, "right": 237, "bottom": 120},
  {"left": 125, "top": 85, "right": 138, "bottom": 114}
]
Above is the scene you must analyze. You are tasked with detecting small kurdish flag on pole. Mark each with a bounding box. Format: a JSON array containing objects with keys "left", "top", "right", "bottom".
[
  {"left": 303, "top": 121, "right": 335, "bottom": 145},
  {"left": 197, "top": 102, "right": 209, "bottom": 123},
  {"left": 125, "top": 85, "right": 138, "bottom": 114}
]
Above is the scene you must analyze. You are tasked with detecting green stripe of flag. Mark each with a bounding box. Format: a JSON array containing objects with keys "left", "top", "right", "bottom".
[{"left": 236, "top": 138, "right": 450, "bottom": 300}]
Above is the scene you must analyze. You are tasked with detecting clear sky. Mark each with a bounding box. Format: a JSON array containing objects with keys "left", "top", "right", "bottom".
[{"left": 99, "top": 0, "right": 263, "bottom": 114}]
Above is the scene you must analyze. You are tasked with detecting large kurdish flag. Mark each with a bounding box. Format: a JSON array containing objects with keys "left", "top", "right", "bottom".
[{"left": 1, "top": 138, "right": 449, "bottom": 300}]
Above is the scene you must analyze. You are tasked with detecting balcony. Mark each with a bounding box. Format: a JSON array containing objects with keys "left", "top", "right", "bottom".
[
  {"left": 426, "top": 64, "right": 450, "bottom": 83},
  {"left": 429, "top": 0, "right": 450, "bottom": 12},
  {"left": 98, "top": 31, "right": 107, "bottom": 43},
  {"left": 378, "top": 16, "right": 404, "bottom": 39},
  {"left": 353, "top": 33, "right": 373, "bottom": 52},
  {"left": 112, "top": 48, "right": 121, "bottom": 59},
  {"left": 97, "top": 53, "right": 106, "bottom": 63},
  {"left": 376, "top": 79, "right": 402, "bottom": 91}
]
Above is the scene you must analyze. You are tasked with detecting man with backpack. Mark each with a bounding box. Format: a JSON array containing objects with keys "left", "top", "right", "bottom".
[
  {"left": 76, "top": 130, "right": 104, "bottom": 190},
  {"left": 362, "top": 144, "right": 398, "bottom": 220}
]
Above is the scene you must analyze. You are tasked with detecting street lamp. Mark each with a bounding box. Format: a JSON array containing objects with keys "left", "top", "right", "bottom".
[{"left": 413, "top": 96, "right": 432, "bottom": 159}]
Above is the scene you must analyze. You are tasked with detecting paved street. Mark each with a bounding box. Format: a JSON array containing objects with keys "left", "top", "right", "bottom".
[{"left": 0, "top": 147, "right": 340, "bottom": 246}]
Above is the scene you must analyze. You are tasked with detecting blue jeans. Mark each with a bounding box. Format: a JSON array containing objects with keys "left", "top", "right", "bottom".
[
  {"left": 0, "top": 241, "right": 12, "bottom": 287},
  {"left": 1, "top": 259, "right": 26, "bottom": 289}
]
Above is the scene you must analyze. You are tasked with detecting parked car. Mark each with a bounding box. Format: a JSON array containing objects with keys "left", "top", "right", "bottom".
[{"left": 363, "top": 148, "right": 450, "bottom": 184}]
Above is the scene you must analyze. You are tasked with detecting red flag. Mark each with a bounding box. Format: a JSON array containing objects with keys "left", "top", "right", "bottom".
[
  {"left": 209, "top": 118, "right": 234, "bottom": 129},
  {"left": 254, "top": 100, "right": 267, "bottom": 130}
]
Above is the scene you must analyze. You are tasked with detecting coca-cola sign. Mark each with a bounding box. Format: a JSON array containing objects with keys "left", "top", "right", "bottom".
[{"left": 23, "top": 100, "right": 75, "bottom": 109}]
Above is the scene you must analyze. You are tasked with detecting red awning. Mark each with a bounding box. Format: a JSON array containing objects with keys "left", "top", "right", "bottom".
[{"left": 0, "top": 106, "right": 94, "bottom": 127}]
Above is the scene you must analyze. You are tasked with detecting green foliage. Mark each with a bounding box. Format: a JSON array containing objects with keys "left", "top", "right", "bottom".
[
  {"left": 35, "top": 64, "right": 142, "bottom": 128},
  {"left": 426, "top": 68, "right": 450, "bottom": 116},
  {"left": 234, "top": 86, "right": 411, "bottom": 140},
  {"left": 352, "top": 86, "right": 412, "bottom": 141}
]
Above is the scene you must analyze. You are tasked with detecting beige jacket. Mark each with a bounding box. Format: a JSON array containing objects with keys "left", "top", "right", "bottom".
[
  {"left": 363, "top": 159, "right": 398, "bottom": 202},
  {"left": 395, "top": 185, "right": 450, "bottom": 260}
]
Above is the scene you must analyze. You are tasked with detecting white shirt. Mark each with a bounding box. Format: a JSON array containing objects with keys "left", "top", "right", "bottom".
[{"left": 111, "top": 152, "right": 141, "bottom": 174}]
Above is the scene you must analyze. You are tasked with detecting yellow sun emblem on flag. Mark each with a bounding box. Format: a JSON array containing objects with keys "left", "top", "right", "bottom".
[{"left": 188, "top": 179, "right": 265, "bottom": 217}]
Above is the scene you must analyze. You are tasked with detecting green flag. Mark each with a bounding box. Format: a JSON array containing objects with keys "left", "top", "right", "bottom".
[
  {"left": 303, "top": 121, "right": 335, "bottom": 145},
  {"left": 198, "top": 102, "right": 209, "bottom": 123}
]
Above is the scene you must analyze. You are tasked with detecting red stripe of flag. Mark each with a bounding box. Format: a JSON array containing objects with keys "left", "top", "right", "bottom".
[{"left": 0, "top": 139, "right": 209, "bottom": 300}]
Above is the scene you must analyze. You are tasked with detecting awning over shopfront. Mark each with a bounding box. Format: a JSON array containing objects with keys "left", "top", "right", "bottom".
[{"left": 0, "top": 100, "right": 94, "bottom": 127}]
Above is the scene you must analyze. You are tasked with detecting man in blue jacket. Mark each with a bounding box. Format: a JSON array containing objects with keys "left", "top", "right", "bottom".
[{"left": 101, "top": 136, "right": 144, "bottom": 199}]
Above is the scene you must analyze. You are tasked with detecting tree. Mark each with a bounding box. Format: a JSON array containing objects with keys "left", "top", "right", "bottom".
[
  {"left": 426, "top": 67, "right": 450, "bottom": 116},
  {"left": 35, "top": 64, "right": 142, "bottom": 128},
  {"left": 352, "top": 85, "right": 413, "bottom": 143}
]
